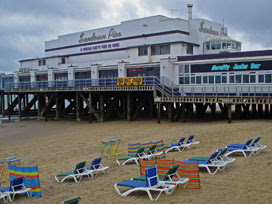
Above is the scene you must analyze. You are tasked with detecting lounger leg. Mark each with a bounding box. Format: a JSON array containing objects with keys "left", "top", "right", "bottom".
[
  {"left": 116, "top": 159, "right": 121, "bottom": 166},
  {"left": 205, "top": 166, "right": 219, "bottom": 175}
]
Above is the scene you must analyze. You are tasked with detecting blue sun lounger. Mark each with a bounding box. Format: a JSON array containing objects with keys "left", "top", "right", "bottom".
[{"left": 114, "top": 165, "right": 177, "bottom": 201}]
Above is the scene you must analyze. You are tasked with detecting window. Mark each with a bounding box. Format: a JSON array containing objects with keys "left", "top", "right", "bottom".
[
  {"left": 184, "top": 65, "right": 190, "bottom": 73},
  {"left": 186, "top": 45, "right": 193, "bottom": 54},
  {"left": 138, "top": 46, "right": 148, "bottom": 56},
  {"left": 179, "top": 65, "right": 184, "bottom": 74},
  {"left": 250, "top": 74, "right": 256, "bottom": 83},
  {"left": 215, "top": 75, "right": 221, "bottom": 84},
  {"left": 265, "top": 74, "right": 271, "bottom": 83},
  {"left": 235, "top": 74, "right": 241, "bottom": 83},
  {"left": 75, "top": 71, "right": 91, "bottom": 79},
  {"left": 229, "top": 73, "right": 234, "bottom": 83},
  {"left": 258, "top": 74, "right": 264, "bottom": 83},
  {"left": 209, "top": 75, "right": 214, "bottom": 84},
  {"left": 206, "top": 43, "right": 210, "bottom": 50},
  {"left": 185, "top": 76, "right": 190, "bottom": 84},
  {"left": 243, "top": 74, "right": 249, "bottom": 83},
  {"left": 222, "top": 41, "right": 227, "bottom": 49},
  {"left": 211, "top": 42, "right": 216, "bottom": 50},
  {"left": 38, "top": 59, "right": 46, "bottom": 66},
  {"left": 61, "top": 58, "right": 66, "bottom": 64},
  {"left": 191, "top": 75, "right": 195, "bottom": 84},
  {"left": 222, "top": 74, "right": 227, "bottom": 83},
  {"left": 227, "top": 41, "right": 232, "bottom": 49},
  {"left": 216, "top": 41, "right": 221, "bottom": 49},
  {"left": 196, "top": 76, "right": 202, "bottom": 84},
  {"left": 203, "top": 76, "right": 208, "bottom": 84},
  {"left": 151, "top": 44, "right": 170, "bottom": 55},
  {"left": 179, "top": 77, "right": 184, "bottom": 84}
]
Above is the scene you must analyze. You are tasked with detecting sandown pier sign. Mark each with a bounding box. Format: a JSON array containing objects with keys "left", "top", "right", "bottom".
[{"left": 79, "top": 28, "right": 122, "bottom": 43}]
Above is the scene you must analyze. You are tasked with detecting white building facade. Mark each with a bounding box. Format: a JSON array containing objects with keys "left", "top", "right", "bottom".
[{"left": 16, "top": 6, "right": 241, "bottom": 86}]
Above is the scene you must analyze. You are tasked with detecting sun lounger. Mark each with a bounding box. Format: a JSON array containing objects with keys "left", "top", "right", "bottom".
[
  {"left": 116, "top": 147, "right": 145, "bottom": 166},
  {"left": 61, "top": 196, "right": 81, "bottom": 204},
  {"left": 114, "top": 165, "right": 177, "bottom": 201},
  {"left": 85, "top": 157, "right": 109, "bottom": 177},
  {"left": 186, "top": 135, "right": 200, "bottom": 148},
  {"left": 225, "top": 139, "right": 258, "bottom": 158},
  {"left": 185, "top": 151, "right": 228, "bottom": 175},
  {"left": 55, "top": 161, "right": 91, "bottom": 183},
  {"left": 165, "top": 137, "right": 189, "bottom": 153},
  {"left": 249, "top": 137, "right": 267, "bottom": 155},
  {"left": 0, "top": 191, "right": 9, "bottom": 203},
  {"left": 132, "top": 165, "right": 189, "bottom": 187},
  {"left": 0, "top": 177, "right": 32, "bottom": 202}
]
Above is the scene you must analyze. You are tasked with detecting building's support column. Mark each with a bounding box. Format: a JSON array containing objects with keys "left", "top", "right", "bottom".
[
  {"left": 242, "top": 104, "right": 250, "bottom": 119},
  {"left": 157, "top": 103, "right": 161, "bottom": 124},
  {"left": 55, "top": 94, "right": 60, "bottom": 120},
  {"left": 258, "top": 104, "right": 263, "bottom": 118},
  {"left": 167, "top": 103, "right": 173, "bottom": 122},
  {"left": 209, "top": 103, "right": 216, "bottom": 116},
  {"left": 18, "top": 94, "right": 22, "bottom": 120},
  {"left": 38, "top": 93, "right": 42, "bottom": 119},
  {"left": 181, "top": 103, "right": 186, "bottom": 123},
  {"left": 7, "top": 93, "right": 11, "bottom": 121},
  {"left": 270, "top": 104, "right": 272, "bottom": 118},
  {"left": 99, "top": 94, "right": 105, "bottom": 122},
  {"left": 1, "top": 92, "right": 5, "bottom": 117},
  {"left": 122, "top": 94, "right": 127, "bottom": 119},
  {"left": 88, "top": 92, "right": 92, "bottom": 123},
  {"left": 127, "top": 92, "right": 132, "bottom": 121},
  {"left": 228, "top": 104, "right": 232, "bottom": 123},
  {"left": 25, "top": 94, "right": 29, "bottom": 110},
  {"left": 188, "top": 103, "right": 194, "bottom": 119},
  {"left": 76, "top": 92, "right": 82, "bottom": 121},
  {"left": 44, "top": 94, "right": 48, "bottom": 122},
  {"left": 265, "top": 104, "right": 269, "bottom": 117},
  {"left": 252, "top": 104, "right": 257, "bottom": 118},
  {"left": 235, "top": 104, "right": 242, "bottom": 119}
]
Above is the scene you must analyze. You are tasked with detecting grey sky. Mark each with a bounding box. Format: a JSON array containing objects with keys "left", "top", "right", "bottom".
[{"left": 0, "top": 0, "right": 271, "bottom": 73}]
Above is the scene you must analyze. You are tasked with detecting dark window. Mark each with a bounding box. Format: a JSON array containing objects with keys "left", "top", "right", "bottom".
[
  {"left": 179, "top": 77, "right": 184, "bottom": 84},
  {"left": 209, "top": 75, "right": 214, "bottom": 84},
  {"left": 215, "top": 75, "right": 221, "bottom": 84},
  {"left": 75, "top": 71, "right": 91, "bottom": 79},
  {"left": 185, "top": 76, "right": 190, "bottom": 84},
  {"left": 179, "top": 65, "right": 184, "bottom": 73},
  {"left": 36, "top": 74, "right": 48, "bottom": 81},
  {"left": 250, "top": 75, "right": 256, "bottom": 83},
  {"left": 151, "top": 44, "right": 170, "bottom": 55},
  {"left": 265, "top": 74, "right": 271, "bottom": 83},
  {"left": 42, "top": 59, "right": 46, "bottom": 65},
  {"left": 258, "top": 74, "right": 264, "bottom": 83},
  {"left": 196, "top": 76, "right": 201, "bottom": 84},
  {"left": 191, "top": 76, "right": 195, "bottom": 84},
  {"left": 184, "top": 65, "right": 190, "bottom": 73},
  {"left": 127, "top": 67, "right": 160, "bottom": 77},
  {"left": 99, "top": 70, "right": 118, "bottom": 78},
  {"left": 222, "top": 75, "right": 227, "bottom": 83},
  {"left": 19, "top": 75, "right": 31, "bottom": 82},
  {"left": 38, "top": 59, "right": 46, "bottom": 66},
  {"left": 38, "top": 60, "right": 41, "bottom": 66},
  {"left": 203, "top": 76, "right": 208, "bottom": 84},
  {"left": 235, "top": 75, "right": 241, "bottom": 83},
  {"left": 61, "top": 58, "right": 66, "bottom": 64},
  {"left": 243, "top": 75, "right": 249, "bottom": 83},
  {"left": 229, "top": 75, "right": 234, "bottom": 83},
  {"left": 186, "top": 45, "right": 193, "bottom": 54},
  {"left": 138, "top": 46, "right": 148, "bottom": 56},
  {"left": 55, "top": 73, "right": 68, "bottom": 81}
]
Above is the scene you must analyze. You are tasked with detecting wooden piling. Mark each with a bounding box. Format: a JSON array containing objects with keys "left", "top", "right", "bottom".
[
  {"left": 127, "top": 92, "right": 132, "bottom": 121},
  {"left": 7, "top": 94, "right": 11, "bottom": 121},
  {"left": 228, "top": 104, "right": 232, "bottom": 123},
  {"left": 181, "top": 103, "right": 186, "bottom": 123},
  {"left": 157, "top": 103, "right": 161, "bottom": 123},
  {"left": 18, "top": 94, "right": 22, "bottom": 120}
]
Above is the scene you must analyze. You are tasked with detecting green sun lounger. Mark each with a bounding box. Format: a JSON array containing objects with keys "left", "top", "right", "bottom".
[
  {"left": 116, "top": 147, "right": 145, "bottom": 166},
  {"left": 61, "top": 196, "right": 81, "bottom": 204}
]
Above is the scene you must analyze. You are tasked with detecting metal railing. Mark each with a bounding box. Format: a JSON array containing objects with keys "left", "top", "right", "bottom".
[{"left": 2, "top": 77, "right": 272, "bottom": 98}]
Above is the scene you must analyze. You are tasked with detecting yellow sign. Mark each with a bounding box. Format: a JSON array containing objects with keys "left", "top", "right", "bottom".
[{"left": 117, "top": 77, "right": 142, "bottom": 86}]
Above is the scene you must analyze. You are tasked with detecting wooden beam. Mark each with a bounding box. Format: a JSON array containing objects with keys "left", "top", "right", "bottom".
[
  {"left": 127, "top": 92, "right": 132, "bottom": 121},
  {"left": 100, "top": 94, "right": 105, "bottom": 122},
  {"left": 18, "top": 94, "right": 22, "bottom": 120},
  {"left": 228, "top": 104, "right": 232, "bottom": 123},
  {"left": 181, "top": 103, "right": 186, "bottom": 123},
  {"left": 78, "top": 92, "right": 100, "bottom": 121},
  {"left": 157, "top": 103, "right": 161, "bottom": 123},
  {"left": 88, "top": 92, "right": 92, "bottom": 123}
]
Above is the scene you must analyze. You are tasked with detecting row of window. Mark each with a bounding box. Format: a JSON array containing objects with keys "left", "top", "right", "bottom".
[
  {"left": 205, "top": 41, "right": 241, "bottom": 51},
  {"left": 179, "top": 73, "right": 272, "bottom": 84},
  {"left": 138, "top": 44, "right": 194, "bottom": 56}
]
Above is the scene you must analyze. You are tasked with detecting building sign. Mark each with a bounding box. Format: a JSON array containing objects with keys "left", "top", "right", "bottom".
[
  {"left": 79, "top": 28, "right": 122, "bottom": 43},
  {"left": 199, "top": 21, "right": 219, "bottom": 36},
  {"left": 191, "top": 61, "right": 272, "bottom": 73},
  {"left": 80, "top": 42, "right": 120, "bottom": 52}
]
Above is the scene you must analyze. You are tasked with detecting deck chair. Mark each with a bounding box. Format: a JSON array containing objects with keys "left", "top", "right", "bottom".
[
  {"left": 185, "top": 135, "right": 200, "bottom": 148},
  {"left": 116, "top": 147, "right": 145, "bottom": 166},
  {"left": 132, "top": 165, "right": 189, "bottom": 187},
  {"left": 250, "top": 137, "right": 267, "bottom": 155},
  {"left": 85, "top": 157, "right": 109, "bottom": 177},
  {"left": 165, "top": 137, "right": 189, "bottom": 153},
  {"left": 0, "top": 192, "right": 9, "bottom": 203},
  {"left": 185, "top": 151, "right": 228, "bottom": 175},
  {"left": 143, "top": 145, "right": 163, "bottom": 159},
  {"left": 114, "top": 165, "right": 177, "bottom": 201},
  {"left": 225, "top": 139, "right": 257, "bottom": 158},
  {"left": 55, "top": 161, "right": 91, "bottom": 183},
  {"left": 0, "top": 177, "right": 32, "bottom": 201},
  {"left": 61, "top": 196, "right": 81, "bottom": 204}
]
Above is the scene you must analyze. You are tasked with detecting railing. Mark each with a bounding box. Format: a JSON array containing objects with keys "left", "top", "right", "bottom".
[{"left": 2, "top": 77, "right": 272, "bottom": 98}]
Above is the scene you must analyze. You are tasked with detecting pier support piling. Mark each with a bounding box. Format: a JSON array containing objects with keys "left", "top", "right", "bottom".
[
  {"left": 18, "top": 94, "right": 22, "bottom": 120},
  {"left": 157, "top": 103, "right": 161, "bottom": 123},
  {"left": 228, "top": 104, "right": 232, "bottom": 123}
]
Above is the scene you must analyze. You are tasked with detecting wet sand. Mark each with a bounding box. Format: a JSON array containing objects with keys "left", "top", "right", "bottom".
[{"left": 0, "top": 119, "right": 271, "bottom": 204}]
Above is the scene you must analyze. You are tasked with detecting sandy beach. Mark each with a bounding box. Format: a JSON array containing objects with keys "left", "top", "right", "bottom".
[{"left": 0, "top": 119, "right": 271, "bottom": 204}]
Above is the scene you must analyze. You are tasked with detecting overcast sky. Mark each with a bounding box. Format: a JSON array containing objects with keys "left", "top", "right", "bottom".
[{"left": 0, "top": 0, "right": 271, "bottom": 73}]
